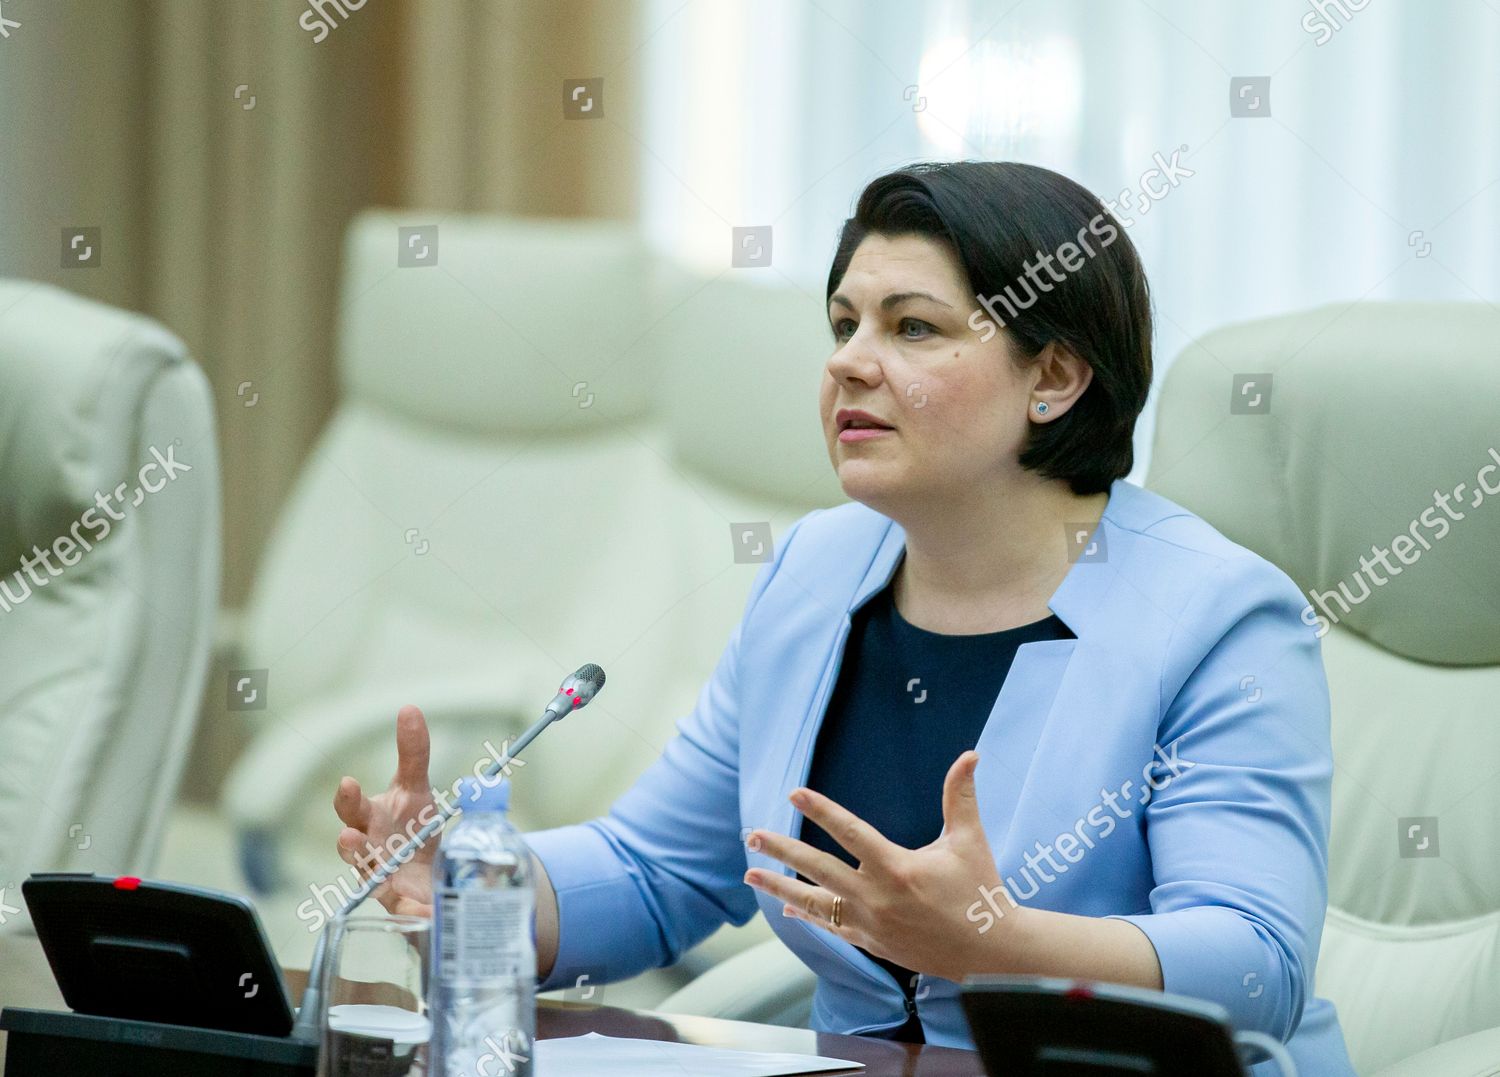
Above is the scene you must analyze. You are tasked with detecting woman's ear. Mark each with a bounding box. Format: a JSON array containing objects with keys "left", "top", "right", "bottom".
[{"left": 1028, "top": 341, "right": 1093, "bottom": 424}]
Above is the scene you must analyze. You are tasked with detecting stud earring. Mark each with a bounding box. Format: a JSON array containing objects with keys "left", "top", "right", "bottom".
[{"left": 1034, "top": 401, "right": 1049, "bottom": 415}]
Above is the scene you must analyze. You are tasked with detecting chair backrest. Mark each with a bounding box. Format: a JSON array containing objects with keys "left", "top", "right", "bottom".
[
  {"left": 238, "top": 212, "right": 690, "bottom": 823},
  {"left": 1145, "top": 302, "right": 1500, "bottom": 1074},
  {"left": 0, "top": 280, "right": 220, "bottom": 925},
  {"left": 237, "top": 210, "right": 852, "bottom": 833}
]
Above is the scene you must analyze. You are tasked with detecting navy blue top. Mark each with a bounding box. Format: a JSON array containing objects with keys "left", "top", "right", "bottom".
[{"left": 797, "top": 566, "right": 1073, "bottom": 1041}]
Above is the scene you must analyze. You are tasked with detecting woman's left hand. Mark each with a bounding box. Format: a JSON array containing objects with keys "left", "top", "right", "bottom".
[{"left": 743, "top": 749, "right": 1022, "bottom": 984}]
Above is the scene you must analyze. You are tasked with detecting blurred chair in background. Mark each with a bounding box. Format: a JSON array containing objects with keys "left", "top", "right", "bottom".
[
  {"left": 0, "top": 281, "right": 220, "bottom": 1004},
  {"left": 1146, "top": 302, "right": 1500, "bottom": 1076},
  {"left": 214, "top": 211, "right": 844, "bottom": 1000}
]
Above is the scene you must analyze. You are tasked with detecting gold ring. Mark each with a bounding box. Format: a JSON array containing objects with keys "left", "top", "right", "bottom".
[{"left": 830, "top": 895, "right": 843, "bottom": 928}]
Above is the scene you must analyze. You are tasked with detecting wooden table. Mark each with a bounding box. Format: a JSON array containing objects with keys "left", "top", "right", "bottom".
[
  {"left": 535, "top": 999, "right": 985, "bottom": 1075},
  {"left": 282, "top": 966, "right": 985, "bottom": 1075}
]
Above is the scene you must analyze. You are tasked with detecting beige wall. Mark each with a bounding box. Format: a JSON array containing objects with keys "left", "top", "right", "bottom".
[{"left": 0, "top": 0, "right": 639, "bottom": 603}]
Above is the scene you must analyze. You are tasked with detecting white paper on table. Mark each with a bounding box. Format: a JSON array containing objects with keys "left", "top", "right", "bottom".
[{"left": 533, "top": 1030, "right": 864, "bottom": 1076}]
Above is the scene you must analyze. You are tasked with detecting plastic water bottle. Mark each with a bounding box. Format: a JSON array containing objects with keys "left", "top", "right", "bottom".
[{"left": 429, "top": 779, "right": 535, "bottom": 1077}]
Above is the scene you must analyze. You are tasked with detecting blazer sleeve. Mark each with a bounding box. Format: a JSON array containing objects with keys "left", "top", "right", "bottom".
[
  {"left": 1107, "top": 550, "right": 1334, "bottom": 1043},
  {"left": 526, "top": 509, "right": 821, "bottom": 993}
]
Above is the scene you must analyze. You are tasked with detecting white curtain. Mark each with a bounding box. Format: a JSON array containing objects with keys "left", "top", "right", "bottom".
[{"left": 636, "top": 0, "right": 1500, "bottom": 477}]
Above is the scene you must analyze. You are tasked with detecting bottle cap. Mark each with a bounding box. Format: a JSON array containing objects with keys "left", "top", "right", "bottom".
[{"left": 456, "top": 775, "right": 511, "bottom": 813}]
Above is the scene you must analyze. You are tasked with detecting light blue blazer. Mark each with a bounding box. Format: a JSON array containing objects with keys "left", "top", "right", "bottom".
[{"left": 526, "top": 479, "right": 1355, "bottom": 1075}]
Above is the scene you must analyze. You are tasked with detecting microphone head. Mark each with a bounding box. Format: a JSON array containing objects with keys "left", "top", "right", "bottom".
[
  {"left": 553, "top": 663, "right": 605, "bottom": 716},
  {"left": 575, "top": 663, "right": 605, "bottom": 692}
]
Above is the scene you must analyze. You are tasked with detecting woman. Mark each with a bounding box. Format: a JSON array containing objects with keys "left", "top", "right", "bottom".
[{"left": 333, "top": 161, "right": 1355, "bottom": 1074}]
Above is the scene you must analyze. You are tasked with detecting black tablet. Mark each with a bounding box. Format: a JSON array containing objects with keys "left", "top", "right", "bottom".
[
  {"left": 961, "top": 975, "right": 1248, "bottom": 1075},
  {"left": 21, "top": 873, "right": 296, "bottom": 1037}
]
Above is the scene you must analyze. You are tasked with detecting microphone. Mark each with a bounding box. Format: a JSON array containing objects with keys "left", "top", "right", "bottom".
[
  {"left": 540, "top": 663, "right": 606, "bottom": 722},
  {"left": 292, "top": 664, "right": 606, "bottom": 1042}
]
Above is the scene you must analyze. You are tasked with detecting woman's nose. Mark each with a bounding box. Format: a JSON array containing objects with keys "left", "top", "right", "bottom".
[{"left": 827, "top": 334, "right": 884, "bottom": 387}]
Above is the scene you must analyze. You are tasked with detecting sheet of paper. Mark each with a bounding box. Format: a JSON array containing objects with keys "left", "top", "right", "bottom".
[{"left": 534, "top": 1031, "right": 864, "bottom": 1076}]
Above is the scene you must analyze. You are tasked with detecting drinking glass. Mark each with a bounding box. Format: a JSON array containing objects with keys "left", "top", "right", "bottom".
[{"left": 316, "top": 913, "right": 432, "bottom": 1077}]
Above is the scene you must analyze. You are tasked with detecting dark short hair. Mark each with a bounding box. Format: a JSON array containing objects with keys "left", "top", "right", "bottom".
[{"left": 825, "top": 161, "right": 1153, "bottom": 495}]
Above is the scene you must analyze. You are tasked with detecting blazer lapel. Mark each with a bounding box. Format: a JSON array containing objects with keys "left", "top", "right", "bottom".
[
  {"left": 770, "top": 520, "right": 906, "bottom": 975},
  {"left": 977, "top": 637, "right": 1078, "bottom": 854}
]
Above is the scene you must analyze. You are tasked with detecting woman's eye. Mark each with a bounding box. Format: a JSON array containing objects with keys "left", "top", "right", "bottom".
[{"left": 831, "top": 317, "right": 934, "bottom": 342}]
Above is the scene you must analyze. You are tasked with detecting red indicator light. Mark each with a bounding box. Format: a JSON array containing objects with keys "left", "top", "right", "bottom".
[{"left": 113, "top": 877, "right": 142, "bottom": 891}]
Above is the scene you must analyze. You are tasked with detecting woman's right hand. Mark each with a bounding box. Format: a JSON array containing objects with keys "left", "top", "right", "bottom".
[{"left": 332, "top": 704, "right": 439, "bottom": 919}]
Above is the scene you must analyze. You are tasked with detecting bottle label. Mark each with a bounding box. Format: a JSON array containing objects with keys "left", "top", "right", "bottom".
[{"left": 438, "top": 889, "right": 533, "bottom": 982}]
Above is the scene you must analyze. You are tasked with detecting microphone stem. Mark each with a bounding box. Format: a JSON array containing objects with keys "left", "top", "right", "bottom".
[
  {"left": 352, "top": 707, "right": 556, "bottom": 904},
  {"left": 291, "top": 707, "right": 560, "bottom": 1041}
]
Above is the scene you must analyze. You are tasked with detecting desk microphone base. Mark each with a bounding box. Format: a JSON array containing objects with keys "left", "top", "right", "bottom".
[{"left": 0, "top": 1007, "right": 317, "bottom": 1076}]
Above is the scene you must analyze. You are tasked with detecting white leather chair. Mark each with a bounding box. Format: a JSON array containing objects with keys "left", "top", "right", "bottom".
[
  {"left": 216, "top": 215, "right": 845, "bottom": 996},
  {"left": 0, "top": 281, "right": 219, "bottom": 998},
  {"left": 218, "top": 212, "right": 676, "bottom": 970},
  {"left": 1146, "top": 302, "right": 1500, "bottom": 1075}
]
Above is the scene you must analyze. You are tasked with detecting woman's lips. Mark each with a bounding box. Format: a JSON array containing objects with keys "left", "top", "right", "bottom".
[{"left": 838, "top": 426, "right": 893, "bottom": 443}]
